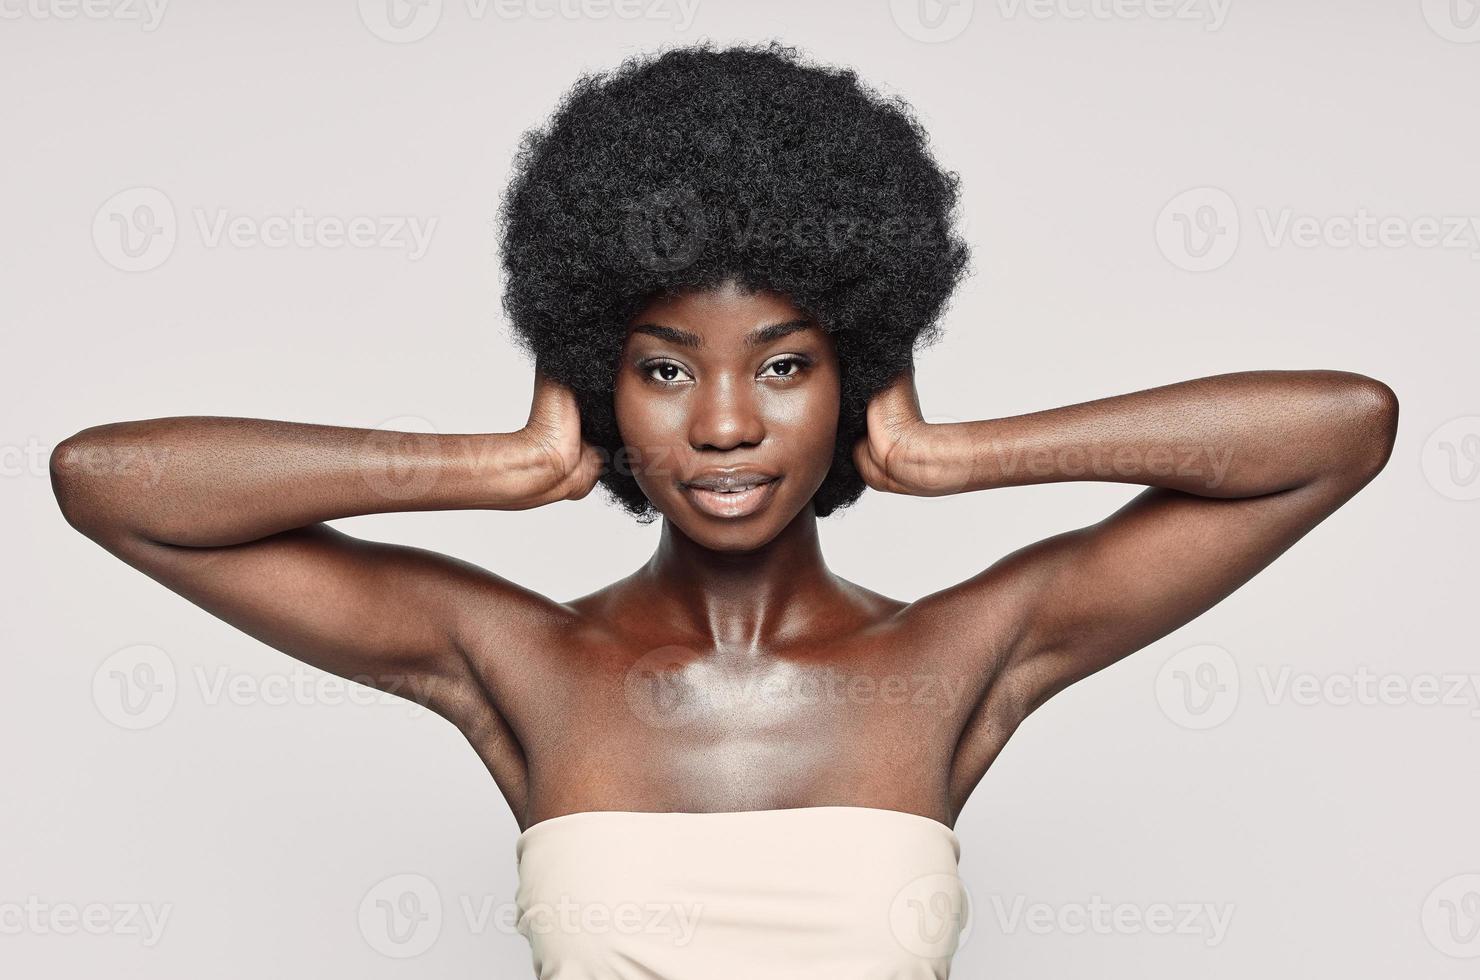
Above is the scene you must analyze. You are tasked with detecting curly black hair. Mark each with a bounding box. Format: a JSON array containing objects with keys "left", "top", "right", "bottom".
[{"left": 498, "top": 40, "right": 970, "bottom": 522}]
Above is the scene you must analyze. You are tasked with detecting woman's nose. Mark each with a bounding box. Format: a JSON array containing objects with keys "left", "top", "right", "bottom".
[{"left": 688, "top": 373, "right": 766, "bottom": 451}]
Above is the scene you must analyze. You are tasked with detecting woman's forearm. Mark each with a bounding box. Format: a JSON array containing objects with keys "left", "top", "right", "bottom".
[
  {"left": 920, "top": 369, "right": 1398, "bottom": 498},
  {"left": 49, "top": 417, "right": 552, "bottom": 547}
]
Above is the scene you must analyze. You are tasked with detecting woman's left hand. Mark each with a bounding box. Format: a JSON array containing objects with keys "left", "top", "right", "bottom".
[{"left": 852, "top": 366, "right": 972, "bottom": 497}]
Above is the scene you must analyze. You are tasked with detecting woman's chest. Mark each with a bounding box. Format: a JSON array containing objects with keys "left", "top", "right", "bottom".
[{"left": 502, "top": 635, "right": 983, "bottom": 820}]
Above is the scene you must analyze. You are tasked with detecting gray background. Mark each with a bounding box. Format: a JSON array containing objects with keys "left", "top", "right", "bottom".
[{"left": 3, "top": 0, "right": 1477, "bottom": 976}]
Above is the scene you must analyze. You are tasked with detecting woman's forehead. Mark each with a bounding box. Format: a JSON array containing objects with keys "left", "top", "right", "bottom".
[{"left": 625, "top": 283, "right": 819, "bottom": 348}]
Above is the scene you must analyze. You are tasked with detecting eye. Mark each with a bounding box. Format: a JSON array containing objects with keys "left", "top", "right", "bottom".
[
  {"left": 642, "top": 359, "right": 693, "bottom": 385},
  {"left": 760, "top": 355, "right": 811, "bottom": 380}
]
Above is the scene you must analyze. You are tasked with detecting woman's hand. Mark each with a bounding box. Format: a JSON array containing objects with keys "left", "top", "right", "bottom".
[
  {"left": 497, "top": 367, "right": 608, "bottom": 509},
  {"left": 852, "top": 366, "right": 973, "bottom": 497}
]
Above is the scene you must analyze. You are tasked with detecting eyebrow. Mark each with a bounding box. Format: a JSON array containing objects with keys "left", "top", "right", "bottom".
[{"left": 629, "top": 317, "right": 816, "bottom": 351}]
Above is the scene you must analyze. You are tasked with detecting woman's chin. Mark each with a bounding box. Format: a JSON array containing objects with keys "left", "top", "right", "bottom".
[
  {"left": 669, "top": 515, "right": 783, "bottom": 553},
  {"left": 657, "top": 498, "right": 803, "bottom": 554}
]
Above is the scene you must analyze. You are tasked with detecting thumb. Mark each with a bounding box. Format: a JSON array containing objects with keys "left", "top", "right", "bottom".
[
  {"left": 869, "top": 366, "right": 925, "bottom": 435},
  {"left": 528, "top": 366, "right": 577, "bottom": 436}
]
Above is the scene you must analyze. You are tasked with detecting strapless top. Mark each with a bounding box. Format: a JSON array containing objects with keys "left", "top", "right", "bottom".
[{"left": 513, "top": 805, "right": 968, "bottom": 979}]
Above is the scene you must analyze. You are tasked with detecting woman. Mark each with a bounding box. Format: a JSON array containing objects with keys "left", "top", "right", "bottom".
[{"left": 50, "top": 42, "right": 1398, "bottom": 980}]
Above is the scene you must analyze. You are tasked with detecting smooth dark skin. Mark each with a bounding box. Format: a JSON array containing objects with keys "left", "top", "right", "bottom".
[{"left": 50, "top": 279, "right": 1400, "bottom": 832}]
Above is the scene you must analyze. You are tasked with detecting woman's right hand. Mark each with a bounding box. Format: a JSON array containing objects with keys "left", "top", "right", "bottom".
[{"left": 496, "top": 368, "right": 607, "bottom": 509}]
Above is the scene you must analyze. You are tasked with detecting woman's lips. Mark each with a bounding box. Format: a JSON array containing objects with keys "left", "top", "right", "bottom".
[{"left": 682, "top": 476, "right": 780, "bottom": 518}]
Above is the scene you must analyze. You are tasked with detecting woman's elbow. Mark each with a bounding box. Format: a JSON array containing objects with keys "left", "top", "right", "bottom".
[
  {"left": 1334, "top": 374, "right": 1400, "bottom": 482},
  {"left": 50, "top": 428, "right": 121, "bottom": 536}
]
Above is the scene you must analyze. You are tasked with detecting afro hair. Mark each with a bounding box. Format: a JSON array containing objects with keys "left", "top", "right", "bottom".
[{"left": 498, "top": 40, "right": 970, "bottom": 521}]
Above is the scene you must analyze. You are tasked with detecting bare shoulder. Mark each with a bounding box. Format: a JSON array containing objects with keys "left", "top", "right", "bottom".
[
  {"left": 449, "top": 563, "right": 596, "bottom": 678},
  {"left": 431, "top": 561, "right": 609, "bottom": 811},
  {"left": 886, "top": 551, "right": 1041, "bottom": 678},
  {"left": 822, "top": 574, "right": 911, "bottom": 632},
  {"left": 875, "top": 553, "right": 1061, "bottom": 812}
]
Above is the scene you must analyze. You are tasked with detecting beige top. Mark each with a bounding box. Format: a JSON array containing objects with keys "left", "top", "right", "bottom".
[{"left": 514, "top": 805, "right": 968, "bottom": 979}]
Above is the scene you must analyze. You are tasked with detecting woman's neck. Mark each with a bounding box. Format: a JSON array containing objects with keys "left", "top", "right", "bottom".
[{"left": 637, "top": 507, "right": 841, "bottom": 654}]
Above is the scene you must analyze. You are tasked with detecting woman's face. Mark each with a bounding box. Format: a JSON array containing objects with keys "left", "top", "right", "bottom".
[{"left": 614, "top": 280, "right": 842, "bottom": 552}]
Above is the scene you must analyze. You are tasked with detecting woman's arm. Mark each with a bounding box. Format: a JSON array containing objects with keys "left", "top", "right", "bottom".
[
  {"left": 50, "top": 371, "right": 604, "bottom": 726},
  {"left": 857, "top": 368, "right": 1398, "bottom": 803},
  {"left": 855, "top": 368, "right": 1397, "bottom": 502}
]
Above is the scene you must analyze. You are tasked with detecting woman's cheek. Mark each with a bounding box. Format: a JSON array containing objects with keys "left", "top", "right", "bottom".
[
  {"left": 625, "top": 406, "right": 692, "bottom": 489},
  {"left": 770, "top": 394, "right": 839, "bottom": 480}
]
